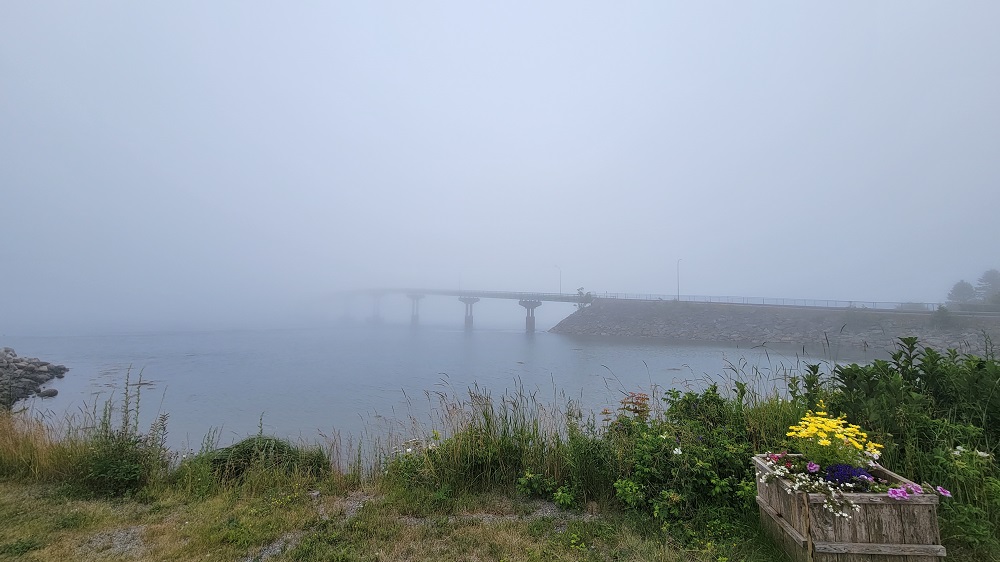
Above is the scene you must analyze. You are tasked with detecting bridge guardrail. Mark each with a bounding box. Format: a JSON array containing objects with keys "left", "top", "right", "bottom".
[{"left": 596, "top": 292, "right": 942, "bottom": 312}]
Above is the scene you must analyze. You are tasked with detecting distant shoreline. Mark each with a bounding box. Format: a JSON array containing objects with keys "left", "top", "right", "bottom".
[{"left": 550, "top": 299, "right": 999, "bottom": 357}]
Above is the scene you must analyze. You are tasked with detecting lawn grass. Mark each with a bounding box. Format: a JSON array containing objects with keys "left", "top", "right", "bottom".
[{"left": 0, "top": 480, "right": 726, "bottom": 562}]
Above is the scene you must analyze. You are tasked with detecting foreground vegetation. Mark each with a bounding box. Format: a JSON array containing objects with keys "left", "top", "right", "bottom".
[{"left": 1, "top": 337, "right": 998, "bottom": 561}]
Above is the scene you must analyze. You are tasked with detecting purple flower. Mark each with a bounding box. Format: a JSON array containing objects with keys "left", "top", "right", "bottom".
[
  {"left": 825, "top": 464, "right": 874, "bottom": 489},
  {"left": 906, "top": 484, "right": 923, "bottom": 495},
  {"left": 807, "top": 462, "right": 820, "bottom": 473},
  {"left": 936, "top": 486, "right": 952, "bottom": 497},
  {"left": 888, "top": 487, "right": 909, "bottom": 500}
]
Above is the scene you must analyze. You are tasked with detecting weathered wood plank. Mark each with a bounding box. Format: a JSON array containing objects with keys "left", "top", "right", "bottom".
[
  {"left": 900, "top": 502, "right": 945, "bottom": 562},
  {"left": 757, "top": 496, "right": 808, "bottom": 547},
  {"left": 811, "top": 502, "right": 844, "bottom": 562},
  {"left": 807, "top": 494, "right": 939, "bottom": 506},
  {"left": 813, "top": 542, "right": 947, "bottom": 556}
]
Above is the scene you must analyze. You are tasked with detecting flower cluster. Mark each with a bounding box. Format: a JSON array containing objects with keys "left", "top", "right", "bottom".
[
  {"left": 824, "top": 463, "right": 875, "bottom": 488},
  {"left": 759, "top": 405, "right": 954, "bottom": 517},
  {"left": 786, "top": 401, "right": 884, "bottom": 468},
  {"left": 764, "top": 405, "right": 955, "bottom": 516},
  {"left": 885, "top": 482, "right": 951, "bottom": 500},
  {"left": 760, "top": 452, "right": 866, "bottom": 517}
]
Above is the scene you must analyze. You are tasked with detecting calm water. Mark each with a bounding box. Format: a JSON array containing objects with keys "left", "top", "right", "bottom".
[{"left": 6, "top": 325, "right": 840, "bottom": 451}]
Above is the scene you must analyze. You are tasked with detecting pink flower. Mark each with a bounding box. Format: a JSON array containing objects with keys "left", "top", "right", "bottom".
[
  {"left": 887, "top": 487, "right": 909, "bottom": 500},
  {"left": 906, "top": 484, "right": 923, "bottom": 495},
  {"left": 936, "top": 486, "right": 952, "bottom": 497},
  {"left": 807, "top": 462, "right": 820, "bottom": 473}
]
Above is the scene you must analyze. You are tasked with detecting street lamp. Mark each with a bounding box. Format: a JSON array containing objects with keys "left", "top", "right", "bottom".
[
  {"left": 676, "top": 258, "right": 683, "bottom": 301},
  {"left": 555, "top": 265, "right": 562, "bottom": 295}
]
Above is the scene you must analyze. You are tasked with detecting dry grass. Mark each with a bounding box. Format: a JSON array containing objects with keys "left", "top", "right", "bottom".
[{"left": 0, "top": 410, "right": 86, "bottom": 481}]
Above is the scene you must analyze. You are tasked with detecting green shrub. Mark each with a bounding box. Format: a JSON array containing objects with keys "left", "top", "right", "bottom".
[
  {"left": 827, "top": 337, "right": 1000, "bottom": 552},
  {"left": 603, "top": 385, "right": 762, "bottom": 546},
  {"left": 516, "top": 470, "right": 556, "bottom": 498},
  {"left": 72, "top": 371, "right": 170, "bottom": 498},
  {"left": 208, "top": 435, "right": 329, "bottom": 483}
]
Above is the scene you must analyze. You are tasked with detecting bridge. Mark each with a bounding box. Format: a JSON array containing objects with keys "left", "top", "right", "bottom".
[
  {"left": 339, "top": 288, "right": 952, "bottom": 333},
  {"left": 343, "top": 288, "right": 594, "bottom": 332}
]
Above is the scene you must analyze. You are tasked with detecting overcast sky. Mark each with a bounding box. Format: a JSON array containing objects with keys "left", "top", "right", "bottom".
[{"left": 2, "top": 2, "right": 999, "bottom": 335}]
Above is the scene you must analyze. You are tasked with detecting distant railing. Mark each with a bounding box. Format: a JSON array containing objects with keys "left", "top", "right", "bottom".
[{"left": 596, "top": 292, "right": 942, "bottom": 312}]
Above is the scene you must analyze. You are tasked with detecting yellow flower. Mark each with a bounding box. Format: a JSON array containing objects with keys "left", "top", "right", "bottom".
[{"left": 818, "top": 439, "right": 832, "bottom": 446}]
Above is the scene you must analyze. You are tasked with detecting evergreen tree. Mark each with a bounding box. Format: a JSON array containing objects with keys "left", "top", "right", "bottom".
[
  {"left": 947, "top": 280, "right": 976, "bottom": 303},
  {"left": 976, "top": 269, "right": 1000, "bottom": 303}
]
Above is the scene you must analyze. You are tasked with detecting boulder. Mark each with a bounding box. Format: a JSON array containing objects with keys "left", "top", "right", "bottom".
[{"left": 38, "top": 388, "right": 58, "bottom": 398}]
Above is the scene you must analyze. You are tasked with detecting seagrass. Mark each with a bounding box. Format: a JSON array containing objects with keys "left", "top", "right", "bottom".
[{"left": 752, "top": 454, "right": 945, "bottom": 562}]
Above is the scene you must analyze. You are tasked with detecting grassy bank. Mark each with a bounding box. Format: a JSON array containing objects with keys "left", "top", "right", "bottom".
[{"left": 1, "top": 337, "right": 998, "bottom": 561}]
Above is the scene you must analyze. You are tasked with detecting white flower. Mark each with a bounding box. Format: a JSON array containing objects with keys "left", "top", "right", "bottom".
[
  {"left": 976, "top": 450, "right": 991, "bottom": 458},
  {"left": 405, "top": 448, "right": 413, "bottom": 454},
  {"left": 953, "top": 446, "right": 966, "bottom": 456},
  {"left": 672, "top": 447, "right": 682, "bottom": 455}
]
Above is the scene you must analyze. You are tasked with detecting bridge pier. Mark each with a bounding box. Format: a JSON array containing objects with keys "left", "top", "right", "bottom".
[
  {"left": 408, "top": 294, "right": 424, "bottom": 326},
  {"left": 459, "top": 297, "right": 480, "bottom": 330},
  {"left": 519, "top": 299, "right": 542, "bottom": 333}
]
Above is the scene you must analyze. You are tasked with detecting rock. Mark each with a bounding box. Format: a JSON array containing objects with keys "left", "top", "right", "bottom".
[{"left": 0, "top": 348, "right": 68, "bottom": 409}]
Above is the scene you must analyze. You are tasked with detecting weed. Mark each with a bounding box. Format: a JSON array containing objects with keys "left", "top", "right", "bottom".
[{"left": 0, "top": 537, "right": 41, "bottom": 556}]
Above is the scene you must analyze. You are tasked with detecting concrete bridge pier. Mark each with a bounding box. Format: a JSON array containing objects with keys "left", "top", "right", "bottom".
[
  {"left": 408, "top": 294, "right": 424, "bottom": 326},
  {"left": 519, "top": 299, "right": 542, "bottom": 333},
  {"left": 459, "top": 297, "right": 480, "bottom": 330}
]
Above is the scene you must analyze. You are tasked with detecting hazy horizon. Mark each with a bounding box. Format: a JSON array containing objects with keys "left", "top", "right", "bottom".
[{"left": 3, "top": 2, "right": 998, "bottom": 336}]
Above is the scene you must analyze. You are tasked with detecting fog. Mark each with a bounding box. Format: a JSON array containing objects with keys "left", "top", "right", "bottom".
[{"left": 2, "top": 2, "right": 998, "bottom": 336}]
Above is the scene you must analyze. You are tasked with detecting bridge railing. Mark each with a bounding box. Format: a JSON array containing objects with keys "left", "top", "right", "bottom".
[{"left": 596, "top": 292, "right": 942, "bottom": 312}]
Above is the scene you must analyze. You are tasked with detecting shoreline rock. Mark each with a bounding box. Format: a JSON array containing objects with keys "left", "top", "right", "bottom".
[{"left": 1, "top": 347, "right": 69, "bottom": 409}]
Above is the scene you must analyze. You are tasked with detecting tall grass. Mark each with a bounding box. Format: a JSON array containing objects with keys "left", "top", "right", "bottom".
[{"left": 0, "top": 409, "right": 87, "bottom": 481}]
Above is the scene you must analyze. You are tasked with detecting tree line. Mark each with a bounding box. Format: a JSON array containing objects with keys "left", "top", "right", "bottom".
[{"left": 947, "top": 269, "right": 1000, "bottom": 305}]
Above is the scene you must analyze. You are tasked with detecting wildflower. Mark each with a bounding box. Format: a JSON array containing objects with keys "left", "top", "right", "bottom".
[
  {"left": 905, "top": 483, "right": 923, "bottom": 495},
  {"left": 673, "top": 447, "right": 682, "bottom": 455},
  {"left": 807, "top": 461, "right": 819, "bottom": 473},
  {"left": 976, "top": 450, "right": 991, "bottom": 458},
  {"left": 953, "top": 446, "right": 966, "bottom": 456},
  {"left": 936, "top": 486, "right": 952, "bottom": 497},
  {"left": 887, "top": 487, "right": 909, "bottom": 500}
]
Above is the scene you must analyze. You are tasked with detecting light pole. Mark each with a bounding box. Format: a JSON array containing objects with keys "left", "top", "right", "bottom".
[
  {"left": 555, "top": 265, "right": 562, "bottom": 295},
  {"left": 676, "top": 258, "right": 682, "bottom": 301}
]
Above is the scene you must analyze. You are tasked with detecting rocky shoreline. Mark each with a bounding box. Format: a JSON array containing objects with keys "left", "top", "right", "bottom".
[
  {"left": 550, "top": 299, "right": 1000, "bottom": 357},
  {"left": 1, "top": 347, "right": 69, "bottom": 409}
]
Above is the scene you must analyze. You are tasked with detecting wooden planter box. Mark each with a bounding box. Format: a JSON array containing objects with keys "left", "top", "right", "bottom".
[{"left": 752, "top": 454, "right": 946, "bottom": 562}]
